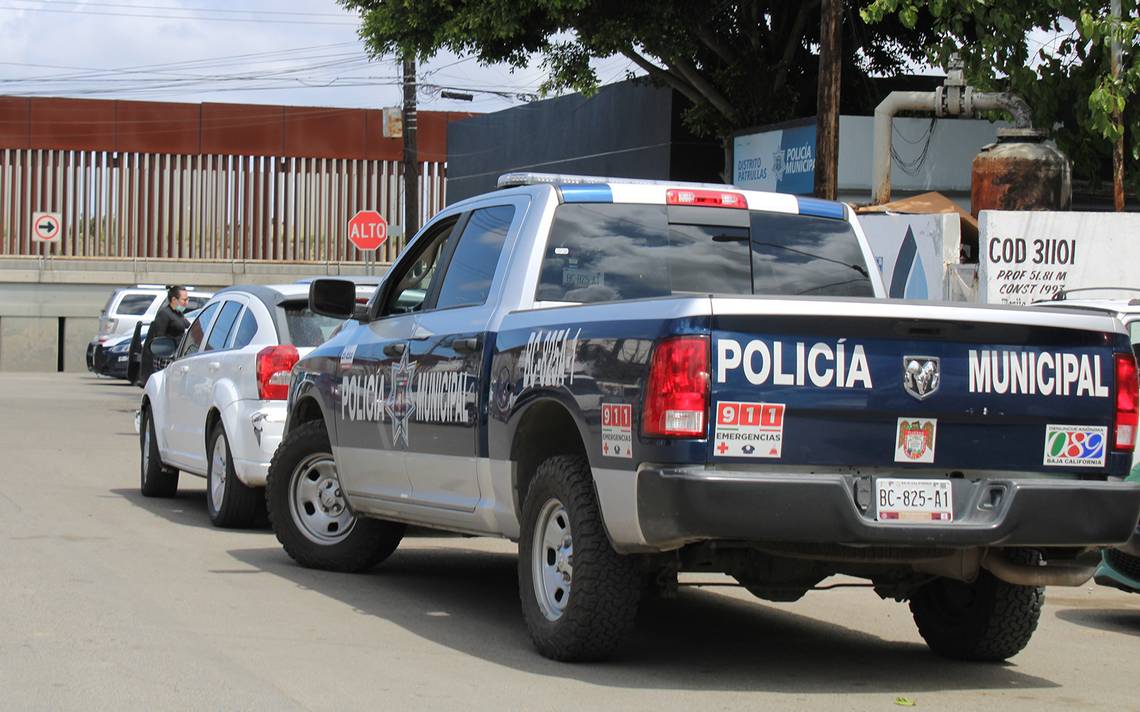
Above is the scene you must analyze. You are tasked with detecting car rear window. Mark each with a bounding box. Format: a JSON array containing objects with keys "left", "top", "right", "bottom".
[
  {"left": 280, "top": 301, "right": 343, "bottom": 347},
  {"left": 536, "top": 204, "right": 874, "bottom": 303},
  {"left": 115, "top": 293, "right": 159, "bottom": 316}
]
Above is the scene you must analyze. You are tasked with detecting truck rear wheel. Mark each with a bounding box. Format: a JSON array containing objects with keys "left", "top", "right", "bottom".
[
  {"left": 910, "top": 549, "right": 1044, "bottom": 661},
  {"left": 518, "top": 455, "right": 641, "bottom": 661},
  {"left": 267, "top": 420, "right": 405, "bottom": 573}
]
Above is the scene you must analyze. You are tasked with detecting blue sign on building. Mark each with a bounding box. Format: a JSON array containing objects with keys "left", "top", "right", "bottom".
[{"left": 733, "top": 122, "right": 816, "bottom": 194}]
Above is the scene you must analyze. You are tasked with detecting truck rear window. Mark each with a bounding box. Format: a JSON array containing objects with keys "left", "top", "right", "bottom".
[{"left": 537, "top": 204, "right": 874, "bottom": 303}]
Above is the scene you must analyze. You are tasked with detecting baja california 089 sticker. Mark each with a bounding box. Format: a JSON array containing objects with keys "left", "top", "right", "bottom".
[
  {"left": 601, "top": 403, "right": 632, "bottom": 459},
  {"left": 714, "top": 401, "right": 785, "bottom": 458},
  {"left": 1043, "top": 424, "right": 1106, "bottom": 467},
  {"left": 894, "top": 417, "right": 937, "bottom": 464}
]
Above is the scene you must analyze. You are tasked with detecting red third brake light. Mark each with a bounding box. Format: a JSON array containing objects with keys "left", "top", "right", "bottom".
[
  {"left": 666, "top": 188, "right": 747, "bottom": 209},
  {"left": 1114, "top": 352, "right": 1138, "bottom": 451},
  {"left": 257, "top": 344, "right": 299, "bottom": 401},
  {"left": 643, "top": 336, "right": 709, "bottom": 438}
]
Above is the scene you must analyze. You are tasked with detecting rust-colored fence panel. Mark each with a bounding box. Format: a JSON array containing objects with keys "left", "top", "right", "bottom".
[{"left": 0, "top": 147, "right": 444, "bottom": 260}]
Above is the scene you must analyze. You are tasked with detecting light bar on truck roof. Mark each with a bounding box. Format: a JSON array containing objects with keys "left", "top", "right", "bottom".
[
  {"left": 496, "top": 172, "right": 740, "bottom": 192},
  {"left": 496, "top": 172, "right": 848, "bottom": 220}
]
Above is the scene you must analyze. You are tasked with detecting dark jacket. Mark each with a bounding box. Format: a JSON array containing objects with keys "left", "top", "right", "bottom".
[{"left": 139, "top": 304, "right": 190, "bottom": 385}]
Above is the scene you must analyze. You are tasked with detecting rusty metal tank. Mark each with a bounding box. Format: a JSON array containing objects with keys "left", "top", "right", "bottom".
[{"left": 971, "top": 128, "right": 1071, "bottom": 216}]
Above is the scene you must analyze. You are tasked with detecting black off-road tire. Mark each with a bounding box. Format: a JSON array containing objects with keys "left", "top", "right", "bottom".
[
  {"left": 518, "top": 455, "right": 641, "bottom": 661},
  {"left": 206, "top": 423, "right": 261, "bottom": 528},
  {"left": 139, "top": 406, "right": 179, "bottom": 497},
  {"left": 910, "top": 549, "right": 1045, "bottom": 661},
  {"left": 266, "top": 420, "right": 404, "bottom": 573}
]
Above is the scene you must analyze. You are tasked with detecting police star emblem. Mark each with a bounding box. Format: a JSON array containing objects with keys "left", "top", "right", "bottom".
[
  {"left": 902, "top": 356, "right": 940, "bottom": 401},
  {"left": 384, "top": 348, "right": 417, "bottom": 448}
]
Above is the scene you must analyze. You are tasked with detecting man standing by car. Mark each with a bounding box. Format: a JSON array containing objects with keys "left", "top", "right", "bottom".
[{"left": 138, "top": 285, "right": 190, "bottom": 385}]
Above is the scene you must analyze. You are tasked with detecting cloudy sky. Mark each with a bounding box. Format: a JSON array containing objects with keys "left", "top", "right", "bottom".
[{"left": 0, "top": 0, "right": 641, "bottom": 113}]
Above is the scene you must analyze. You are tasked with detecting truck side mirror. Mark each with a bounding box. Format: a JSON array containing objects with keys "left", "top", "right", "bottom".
[{"left": 310, "top": 279, "right": 358, "bottom": 320}]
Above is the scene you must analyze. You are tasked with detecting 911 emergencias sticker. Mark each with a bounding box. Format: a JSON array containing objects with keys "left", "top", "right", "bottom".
[
  {"left": 601, "top": 403, "right": 632, "bottom": 459},
  {"left": 714, "top": 401, "right": 785, "bottom": 458},
  {"left": 1043, "top": 424, "right": 1106, "bottom": 467}
]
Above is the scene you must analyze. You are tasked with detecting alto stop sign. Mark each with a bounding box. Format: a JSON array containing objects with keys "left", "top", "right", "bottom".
[{"left": 348, "top": 210, "right": 388, "bottom": 251}]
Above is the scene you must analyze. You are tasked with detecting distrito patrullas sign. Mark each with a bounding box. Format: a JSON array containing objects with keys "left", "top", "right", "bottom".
[{"left": 348, "top": 210, "right": 388, "bottom": 251}]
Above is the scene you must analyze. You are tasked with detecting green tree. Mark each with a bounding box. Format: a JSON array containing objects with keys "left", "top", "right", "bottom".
[
  {"left": 862, "top": 0, "right": 1140, "bottom": 192},
  {"left": 340, "top": 1, "right": 940, "bottom": 158}
]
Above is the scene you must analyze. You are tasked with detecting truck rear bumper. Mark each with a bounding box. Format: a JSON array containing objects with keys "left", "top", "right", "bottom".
[{"left": 633, "top": 466, "right": 1140, "bottom": 551}]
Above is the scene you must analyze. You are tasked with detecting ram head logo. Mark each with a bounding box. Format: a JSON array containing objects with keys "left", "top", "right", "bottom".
[{"left": 903, "top": 356, "right": 940, "bottom": 401}]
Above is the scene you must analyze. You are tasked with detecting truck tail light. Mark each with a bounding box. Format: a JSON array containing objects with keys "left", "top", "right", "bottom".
[
  {"left": 666, "top": 188, "right": 747, "bottom": 209},
  {"left": 257, "top": 344, "right": 299, "bottom": 401},
  {"left": 643, "top": 336, "right": 709, "bottom": 438},
  {"left": 1114, "top": 352, "right": 1138, "bottom": 451}
]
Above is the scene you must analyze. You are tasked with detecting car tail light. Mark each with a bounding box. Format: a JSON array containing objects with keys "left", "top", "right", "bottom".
[
  {"left": 643, "top": 336, "right": 709, "bottom": 437},
  {"left": 257, "top": 344, "right": 299, "bottom": 401},
  {"left": 100, "top": 319, "right": 117, "bottom": 337},
  {"left": 666, "top": 188, "right": 747, "bottom": 209},
  {"left": 1114, "top": 352, "right": 1138, "bottom": 451}
]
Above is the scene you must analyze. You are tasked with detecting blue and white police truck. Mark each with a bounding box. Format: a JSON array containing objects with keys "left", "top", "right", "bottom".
[{"left": 268, "top": 173, "right": 1140, "bottom": 662}]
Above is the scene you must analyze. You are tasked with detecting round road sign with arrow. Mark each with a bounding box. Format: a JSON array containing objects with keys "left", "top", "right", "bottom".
[
  {"left": 348, "top": 210, "right": 388, "bottom": 252},
  {"left": 32, "top": 212, "right": 62, "bottom": 243}
]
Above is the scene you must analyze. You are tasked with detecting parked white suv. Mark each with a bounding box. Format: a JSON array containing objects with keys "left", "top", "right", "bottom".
[{"left": 137, "top": 284, "right": 354, "bottom": 527}]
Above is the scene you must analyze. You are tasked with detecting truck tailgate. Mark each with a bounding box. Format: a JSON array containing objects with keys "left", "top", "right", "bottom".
[{"left": 709, "top": 297, "right": 1132, "bottom": 475}]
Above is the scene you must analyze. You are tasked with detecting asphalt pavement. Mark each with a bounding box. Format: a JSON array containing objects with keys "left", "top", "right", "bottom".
[{"left": 1, "top": 373, "right": 1137, "bottom": 711}]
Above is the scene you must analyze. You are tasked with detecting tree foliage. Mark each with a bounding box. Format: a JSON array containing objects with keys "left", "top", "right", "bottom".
[
  {"left": 862, "top": 0, "right": 1140, "bottom": 190},
  {"left": 340, "top": 0, "right": 940, "bottom": 143}
]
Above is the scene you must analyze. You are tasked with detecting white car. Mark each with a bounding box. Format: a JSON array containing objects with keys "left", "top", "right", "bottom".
[{"left": 138, "top": 283, "right": 354, "bottom": 527}]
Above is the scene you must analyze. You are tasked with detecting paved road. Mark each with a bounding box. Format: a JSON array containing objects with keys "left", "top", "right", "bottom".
[{"left": 1, "top": 373, "right": 1137, "bottom": 711}]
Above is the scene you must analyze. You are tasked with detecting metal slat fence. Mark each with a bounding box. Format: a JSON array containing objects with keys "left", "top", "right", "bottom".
[{"left": 0, "top": 148, "right": 446, "bottom": 262}]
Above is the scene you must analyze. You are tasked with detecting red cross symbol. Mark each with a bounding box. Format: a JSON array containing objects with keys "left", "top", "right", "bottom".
[{"left": 717, "top": 442, "right": 729, "bottom": 454}]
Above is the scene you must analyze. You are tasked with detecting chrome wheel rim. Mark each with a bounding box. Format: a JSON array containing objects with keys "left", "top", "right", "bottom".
[
  {"left": 531, "top": 498, "right": 573, "bottom": 621},
  {"left": 290, "top": 453, "right": 355, "bottom": 545},
  {"left": 209, "top": 435, "right": 227, "bottom": 512}
]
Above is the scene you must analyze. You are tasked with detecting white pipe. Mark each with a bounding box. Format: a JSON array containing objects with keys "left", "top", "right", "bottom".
[{"left": 871, "top": 91, "right": 938, "bottom": 204}]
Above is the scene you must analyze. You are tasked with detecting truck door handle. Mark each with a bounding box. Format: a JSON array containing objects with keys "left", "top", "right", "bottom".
[
  {"left": 453, "top": 337, "right": 480, "bottom": 354},
  {"left": 383, "top": 342, "right": 406, "bottom": 357}
]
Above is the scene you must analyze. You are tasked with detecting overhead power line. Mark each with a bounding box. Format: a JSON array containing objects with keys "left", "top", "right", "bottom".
[
  {"left": 10, "top": 0, "right": 350, "bottom": 17},
  {"left": 0, "top": 1, "right": 358, "bottom": 25}
]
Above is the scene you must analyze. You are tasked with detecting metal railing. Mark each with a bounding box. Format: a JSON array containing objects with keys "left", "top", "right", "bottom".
[{"left": 0, "top": 148, "right": 446, "bottom": 262}]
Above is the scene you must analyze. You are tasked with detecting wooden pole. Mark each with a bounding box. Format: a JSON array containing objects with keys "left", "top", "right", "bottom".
[
  {"left": 402, "top": 54, "right": 420, "bottom": 238},
  {"left": 1111, "top": 0, "right": 1125, "bottom": 211},
  {"left": 814, "top": 0, "right": 842, "bottom": 200}
]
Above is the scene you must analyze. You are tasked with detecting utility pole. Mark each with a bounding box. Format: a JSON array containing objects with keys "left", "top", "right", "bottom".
[
  {"left": 402, "top": 53, "right": 420, "bottom": 238},
  {"left": 814, "top": 0, "right": 842, "bottom": 201},
  {"left": 1111, "top": 0, "right": 1125, "bottom": 211}
]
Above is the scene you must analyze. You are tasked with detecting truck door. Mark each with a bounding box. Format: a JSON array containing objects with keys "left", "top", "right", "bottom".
[
  {"left": 406, "top": 204, "right": 517, "bottom": 511},
  {"left": 334, "top": 216, "right": 459, "bottom": 507}
]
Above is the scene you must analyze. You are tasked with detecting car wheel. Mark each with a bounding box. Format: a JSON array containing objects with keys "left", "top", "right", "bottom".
[
  {"left": 266, "top": 420, "right": 404, "bottom": 572},
  {"left": 518, "top": 455, "right": 641, "bottom": 661},
  {"left": 206, "top": 423, "right": 261, "bottom": 528},
  {"left": 910, "top": 548, "right": 1044, "bottom": 661},
  {"left": 139, "top": 406, "right": 178, "bottom": 498}
]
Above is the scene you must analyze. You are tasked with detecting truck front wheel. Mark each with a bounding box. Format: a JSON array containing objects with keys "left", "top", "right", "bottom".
[
  {"left": 518, "top": 455, "right": 641, "bottom": 661},
  {"left": 909, "top": 549, "right": 1044, "bottom": 661},
  {"left": 267, "top": 420, "right": 405, "bottom": 573}
]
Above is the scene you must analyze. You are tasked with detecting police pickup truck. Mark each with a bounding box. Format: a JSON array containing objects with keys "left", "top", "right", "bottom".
[{"left": 269, "top": 173, "right": 1140, "bottom": 663}]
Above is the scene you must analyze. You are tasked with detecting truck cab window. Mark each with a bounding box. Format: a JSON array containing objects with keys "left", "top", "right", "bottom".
[
  {"left": 383, "top": 216, "right": 459, "bottom": 316},
  {"left": 434, "top": 205, "right": 515, "bottom": 309}
]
